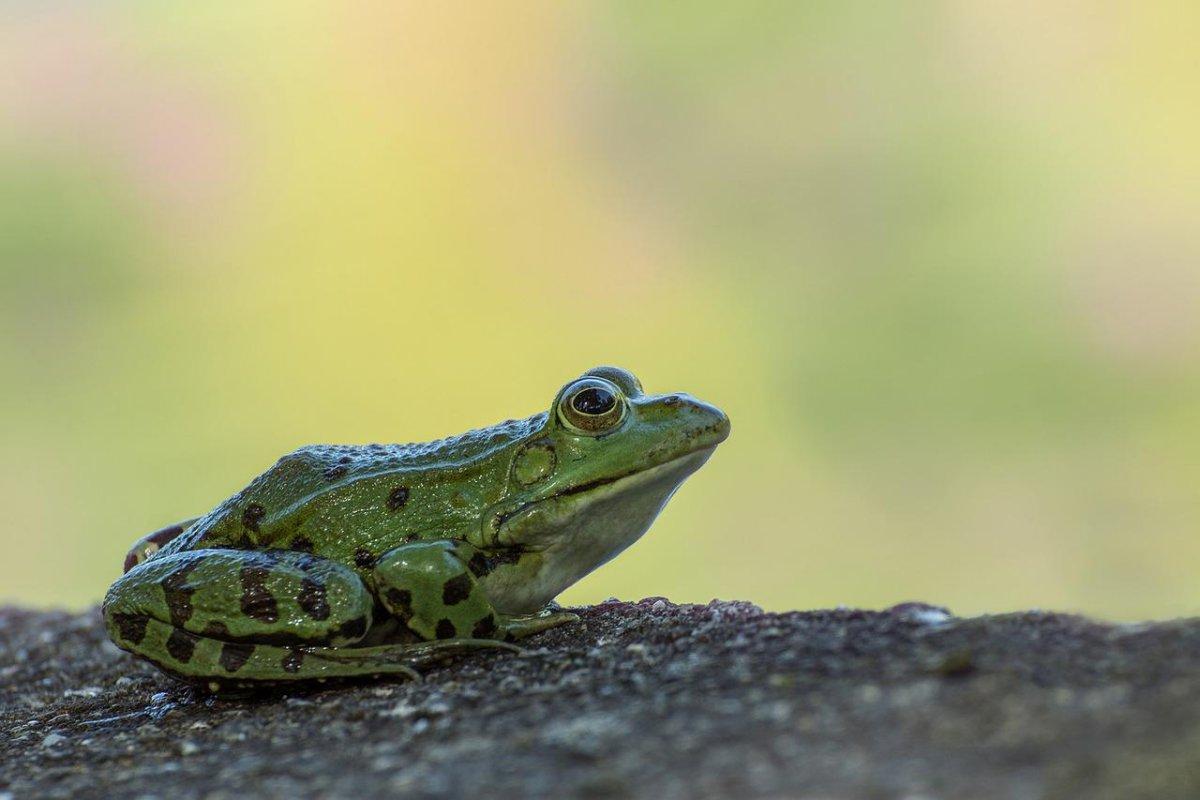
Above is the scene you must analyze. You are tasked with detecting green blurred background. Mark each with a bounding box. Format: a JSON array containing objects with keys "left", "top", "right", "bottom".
[{"left": 3, "top": 4, "right": 1199, "bottom": 620}]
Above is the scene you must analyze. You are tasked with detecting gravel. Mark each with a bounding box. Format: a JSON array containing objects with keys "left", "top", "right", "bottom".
[{"left": 2, "top": 599, "right": 1199, "bottom": 799}]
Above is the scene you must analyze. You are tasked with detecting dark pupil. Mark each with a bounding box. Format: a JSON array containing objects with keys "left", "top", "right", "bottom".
[{"left": 571, "top": 386, "right": 616, "bottom": 415}]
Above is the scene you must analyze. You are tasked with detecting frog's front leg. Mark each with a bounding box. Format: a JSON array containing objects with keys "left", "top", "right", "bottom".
[{"left": 372, "top": 540, "right": 578, "bottom": 642}]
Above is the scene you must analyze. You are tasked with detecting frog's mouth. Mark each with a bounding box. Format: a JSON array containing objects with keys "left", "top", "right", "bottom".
[{"left": 479, "top": 446, "right": 717, "bottom": 615}]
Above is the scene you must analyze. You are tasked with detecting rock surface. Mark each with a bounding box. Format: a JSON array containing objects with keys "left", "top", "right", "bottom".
[{"left": 2, "top": 599, "right": 1199, "bottom": 799}]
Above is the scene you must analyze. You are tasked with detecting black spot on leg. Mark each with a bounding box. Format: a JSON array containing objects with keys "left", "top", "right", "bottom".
[
  {"left": 161, "top": 561, "right": 198, "bottom": 627},
  {"left": 385, "top": 589, "right": 414, "bottom": 623},
  {"left": 203, "top": 620, "right": 230, "bottom": 638},
  {"left": 166, "top": 629, "right": 197, "bottom": 663},
  {"left": 471, "top": 614, "right": 497, "bottom": 638},
  {"left": 386, "top": 486, "right": 410, "bottom": 511},
  {"left": 242, "top": 504, "right": 265, "bottom": 532},
  {"left": 281, "top": 649, "right": 304, "bottom": 673},
  {"left": 322, "top": 465, "right": 348, "bottom": 481},
  {"left": 219, "top": 642, "right": 255, "bottom": 673},
  {"left": 289, "top": 537, "right": 315, "bottom": 553},
  {"left": 468, "top": 548, "right": 524, "bottom": 578},
  {"left": 354, "top": 548, "right": 377, "bottom": 568},
  {"left": 297, "top": 579, "right": 330, "bottom": 621},
  {"left": 467, "top": 552, "right": 489, "bottom": 577},
  {"left": 334, "top": 616, "right": 368, "bottom": 641},
  {"left": 110, "top": 612, "right": 148, "bottom": 645},
  {"left": 239, "top": 567, "right": 278, "bottom": 623},
  {"left": 441, "top": 573, "right": 473, "bottom": 606},
  {"left": 435, "top": 619, "right": 457, "bottom": 639}
]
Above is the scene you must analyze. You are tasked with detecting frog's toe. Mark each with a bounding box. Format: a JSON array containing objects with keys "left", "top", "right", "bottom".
[
  {"left": 499, "top": 610, "right": 579, "bottom": 641},
  {"left": 401, "top": 637, "right": 522, "bottom": 659}
]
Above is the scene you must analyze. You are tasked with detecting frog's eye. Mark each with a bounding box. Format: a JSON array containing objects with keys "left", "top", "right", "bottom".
[{"left": 557, "top": 378, "right": 626, "bottom": 435}]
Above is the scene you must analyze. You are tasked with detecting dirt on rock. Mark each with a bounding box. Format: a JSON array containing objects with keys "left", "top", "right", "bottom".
[{"left": 2, "top": 598, "right": 1199, "bottom": 799}]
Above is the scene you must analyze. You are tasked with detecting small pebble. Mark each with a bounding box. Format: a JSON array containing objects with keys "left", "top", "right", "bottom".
[{"left": 41, "top": 732, "right": 67, "bottom": 748}]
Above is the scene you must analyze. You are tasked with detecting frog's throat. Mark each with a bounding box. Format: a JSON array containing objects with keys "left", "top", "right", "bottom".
[
  {"left": 485, "top": 444, "right": 715, "bottom": 543},
  {"left": 477, "top": 446, "right": 716, "bottom": 615}
]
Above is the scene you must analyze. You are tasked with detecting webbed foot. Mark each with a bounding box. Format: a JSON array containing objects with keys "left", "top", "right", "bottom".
[{"left": 498, "top": 609, "right": 580, "bottom": 640}]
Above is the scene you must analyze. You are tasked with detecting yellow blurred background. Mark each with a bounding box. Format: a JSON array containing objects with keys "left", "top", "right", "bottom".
[{"left": 3, "top": 3, "right": 1200, "bottom": 620}]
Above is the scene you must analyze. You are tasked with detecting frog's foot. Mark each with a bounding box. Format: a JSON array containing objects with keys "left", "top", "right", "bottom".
[
  {"left": 497, "top": 610, "right": 580, "bottom": 641},
  {"left": 236, "top": 638, "right": 521, "bottom": 683},
  {"left": 378, "top": 637, "right": 522, "bottom": 666}
]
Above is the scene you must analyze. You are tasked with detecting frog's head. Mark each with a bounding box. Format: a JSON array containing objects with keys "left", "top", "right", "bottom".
[{"left": 479, "top": 366, "right": 729, "bottom": 614}]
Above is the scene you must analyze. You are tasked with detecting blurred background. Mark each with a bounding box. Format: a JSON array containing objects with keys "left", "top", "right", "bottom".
[{"left": 3, "top": 3, "right": 1199, "bottom": 620}]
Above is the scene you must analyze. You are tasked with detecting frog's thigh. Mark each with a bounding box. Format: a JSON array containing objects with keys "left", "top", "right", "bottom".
[
  {"left": 372, "top": 541, "right": 500, "bottom": 642},
  {"left": 104, "top": 549, "right": 374, "bottom": 648}
]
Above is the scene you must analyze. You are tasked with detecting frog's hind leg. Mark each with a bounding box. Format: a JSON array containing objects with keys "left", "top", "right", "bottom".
[
  {"left": 104, "top": 548, "right": 380, "bottom": 683},
  {"left": 105, "top": 549, "right": 520, "bottom": 685},
  {"left": 123, "top": 518, "right": 200, "bottom": 573}
]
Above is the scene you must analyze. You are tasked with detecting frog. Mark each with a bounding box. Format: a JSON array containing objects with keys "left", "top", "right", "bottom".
[{"left": 102, "top": 366, "right": 729, "bottom": 687}]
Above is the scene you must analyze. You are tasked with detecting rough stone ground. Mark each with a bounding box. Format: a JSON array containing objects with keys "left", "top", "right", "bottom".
[{"left": 1, "top": 599, "right": 1199, "bottom": 800}]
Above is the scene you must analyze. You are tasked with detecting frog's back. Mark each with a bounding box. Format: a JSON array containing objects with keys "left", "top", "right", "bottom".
[{"left": 159, "top": 415, "right": 547, "bottom": 560}]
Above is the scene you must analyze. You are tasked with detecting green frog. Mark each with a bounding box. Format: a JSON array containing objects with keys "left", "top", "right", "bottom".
[{"left": 103, "top": 366, "right": 729, "bottom": 687}]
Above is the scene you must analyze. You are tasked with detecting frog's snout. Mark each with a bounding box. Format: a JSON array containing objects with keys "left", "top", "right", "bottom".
[
  {"left": 714, "top": 409, "right": 731, "bottom": 442},
  {"left": 659, "top": 392, "right": 730, "bottom": 448}
]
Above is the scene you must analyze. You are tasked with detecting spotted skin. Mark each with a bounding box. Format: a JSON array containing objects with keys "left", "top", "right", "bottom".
[
  {"left": 103, "top": 544, "right": 548, "bottom": 683},
  {"left": 102, "top": 366, "right": 729, "bottom": 686},
  {"left": 109, "top": 613, "right": 512, "bottom": 684},
  {"left": 373, "top": 540, "right": 508, "bottom": 643},
  {"left": 218, "top": 641, "right": 255, "bottom": 673},
  {"left": 105, "top": 550, "right": 375, "bottom": 648}
]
